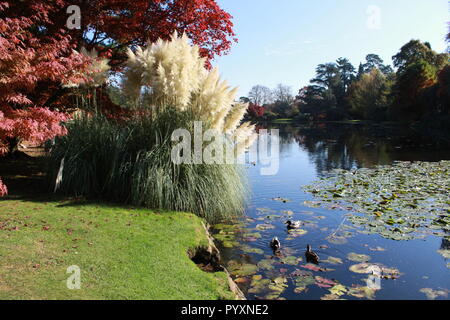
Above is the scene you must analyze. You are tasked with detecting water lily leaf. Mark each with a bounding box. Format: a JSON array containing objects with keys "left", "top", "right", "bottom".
[
  {"left": 257, "top": 259, "right": 275, "bottom": 271},
  {"left": 304, "top": 161, "right": 450, "bottom": 241},
  {"left": 322, "top": 256, "right": 343, "bottom": 265},
  {"left": 347, "top": 286, "right": 377, "bottom": 300},
  {"left": 291, "top": 269, "right": 316, "bottom": 288},
  {"left": 301, "top": 264, "right": 334, "bottom": 272},
  {"left": 255, "top": 223, "right": 275, "bottom": 231},
  {"left": 349, "top": 263, "right": 372, "bottom": 274},
  {"left": 304, "top": 201, "right": 322, "bottom": 208},
  {"left": 248, "top": 276, "right": 271, "bottom": 294},
  {"left": 321, "top": 294, "right": 344, "bottom": 300},
  {"left": 419, "top": 288, "right": 449, "bottom": 300},
  {"left": 288, "top": 228, "right": 308, "bottom": 237},
  {"left": 329, "top": 284, "right": 347, "bottom": 296},
  {"left": 347, "top": 252, "right": 371, "bottom": 262},
  {"left": 227, "top": 261, "right": 258, "bottom": 277},
  {"left": 349, "top": 263, "right": 401, "bottom": 279},
  {"left": 280, "top": 256, "right": 300, "bottom": 265},
  {"left": 294, "top": 286, "right": 308, "bottom": 294},
  {"left": 315, "top": 276, "right": 337, "bottom": 288},
  {"left": 437, "top": 250, "right": 450, "bottom": 259},
  {"left": 243, "top": 232, "right": 262, "bottom": 239},
  {"left": 241, "top": 245, "right": 264, "bottom": 255}
]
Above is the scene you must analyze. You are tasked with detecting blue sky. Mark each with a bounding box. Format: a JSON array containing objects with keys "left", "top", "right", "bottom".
[{"left": 213, "top": 0, "right": 449, "bottom": 98}]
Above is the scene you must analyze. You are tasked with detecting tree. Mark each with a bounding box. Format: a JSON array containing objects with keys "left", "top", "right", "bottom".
[
  {"left": 336, "top": 58, "right": 356, "bottom": 90},
  {"left": 247, "top": 103, "right": 265, "bottom": 119},
  {"left": 0, "top": 1, "right": 89, "bottom": 155},
  {"left": 0, "top": 1, "right": 89, "bottom": 109},
  {"left": 0, "top": 106, "right": 69, "bottom": 156},
  {"left": 272, "top": 84, "right": 294, "bottom": 104},
  {"left": 392, "top": 40, "right": 448, "bottom": 73},
  {"left": 248, "top": 85, "right": 273, "bottom": 106},
  {"left": 362, "top": 54, "right": 393, "bottom": 75},
  {"left": 436, "top": 65, "right": 450, "bottom": 113},
  {"left": 1, "top": 0, "right": 237, "bottom": 109},
  {"left": 0, "top": 0, "right": 237, "bottom": 153},
  {"left": 392, "top": 59, "right": 438, "bottom": 121},
  {"left": 347, "top": 69, "right": 392, "bottom": 120}
]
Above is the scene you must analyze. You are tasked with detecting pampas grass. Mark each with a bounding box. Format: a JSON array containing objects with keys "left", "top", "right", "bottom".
[
  {"left": 49, "top": 33, "right": 253, "bottom": 222},
  {"left": 122, "top": 32, "right": 256, "bottom": 151},
  {"left": 48, "top": 110, "right": 247, "bottom": 222}
]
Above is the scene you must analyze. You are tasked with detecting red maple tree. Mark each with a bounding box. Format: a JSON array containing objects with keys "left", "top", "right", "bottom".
[
  {"left": 0, "top": 0, "right": 236, "bottom": 149},
  {"left": 248, "top": 103, "right": 265, "bottom": 119}
]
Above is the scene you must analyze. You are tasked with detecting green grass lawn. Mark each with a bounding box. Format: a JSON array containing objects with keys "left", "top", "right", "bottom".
[
  {"left": 271, "top": 118, "right": 294, "bottom": 124},
  {"left": 0, "top": 198, "right": 235, "bottom": 300}
]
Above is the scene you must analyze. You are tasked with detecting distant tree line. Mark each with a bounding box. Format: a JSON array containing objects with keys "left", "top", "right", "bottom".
[{"left": 244, "top": 39, "right": 450, "bottom": 128}]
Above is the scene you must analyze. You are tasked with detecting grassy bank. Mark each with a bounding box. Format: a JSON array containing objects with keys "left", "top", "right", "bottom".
[{"left": 0, "top": 198, "right": 235, "bottom": 300}]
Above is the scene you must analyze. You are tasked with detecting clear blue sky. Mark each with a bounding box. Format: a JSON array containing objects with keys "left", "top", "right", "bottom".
[{"left": 213, "top": 0, "right": 449, "bottom": 98}]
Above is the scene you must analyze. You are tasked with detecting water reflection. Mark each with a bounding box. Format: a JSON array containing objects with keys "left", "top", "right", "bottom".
[
  {"left": 217, "top": 123, "right": 450, "bottom": 300},
  {"left": 264, "top": 123, "right": 450, "bottom": 174}
]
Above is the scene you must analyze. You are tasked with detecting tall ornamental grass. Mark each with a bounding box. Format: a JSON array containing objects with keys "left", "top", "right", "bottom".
[
  {"left": 48, "top": 110, "right": 247, "bottom": 222},
  {"left": 48, "top": 33, "right": 255, "bottom": 222}
]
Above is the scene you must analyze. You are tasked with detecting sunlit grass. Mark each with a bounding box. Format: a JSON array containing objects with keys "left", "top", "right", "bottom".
[{"left": 0, "top": 199, "right": 235, "bottom": 300}]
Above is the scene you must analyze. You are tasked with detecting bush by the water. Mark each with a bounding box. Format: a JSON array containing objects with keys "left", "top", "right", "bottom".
[{"left": 47, "top": 111, "right": 247, "bottom": 222}]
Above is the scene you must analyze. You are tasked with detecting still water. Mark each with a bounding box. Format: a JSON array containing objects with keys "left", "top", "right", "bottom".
[{"left": 215, "top": 123, "right": 450, "bottom": 300}]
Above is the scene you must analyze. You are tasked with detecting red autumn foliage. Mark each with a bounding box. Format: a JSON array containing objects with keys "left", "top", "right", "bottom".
[
  {"left": 71, "top": 0, "right": 237, "bottom": 67},
  {"left": 0, "top": 0, "right": 237, "bottom": 155},
  {"left": 0, "top": 106, "right": 69, "bottom": 156},
  {"left": 0, "top": 1, "right": 89, "bottom": 108},
  {"left": 247, "top": 103, "right": 265, "bottom": 119}
]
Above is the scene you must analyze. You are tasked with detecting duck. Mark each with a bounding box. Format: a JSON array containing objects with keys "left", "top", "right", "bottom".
[
  {"left": 305, "top": 244, "right": 320, "bottom": 264},
  {"left": 285, "top": 220, "right": 301, "bottom": 229},
  {"left": 270, "top": 237, "right": 281, "bottom": 251}
]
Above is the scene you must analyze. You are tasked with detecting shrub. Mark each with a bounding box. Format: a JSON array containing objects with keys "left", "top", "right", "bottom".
[{"left": 48, "top": 110, "right": 247, "bottom": 222}]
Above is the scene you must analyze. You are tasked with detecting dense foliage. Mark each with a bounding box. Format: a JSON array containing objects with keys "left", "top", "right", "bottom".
[
  {"left": 0, "top": 0, "right": 236, "bottom": 152},
  {"left": 244, "top": 40, "right": 449, "bottom": 127},
  {"left": 0, "top": 0, "right": 237, "bottom": 194}
]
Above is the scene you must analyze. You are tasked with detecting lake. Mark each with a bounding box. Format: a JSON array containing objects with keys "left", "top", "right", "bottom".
[{"left": 214, "top": 123, "right": 450, "bottom": 300}]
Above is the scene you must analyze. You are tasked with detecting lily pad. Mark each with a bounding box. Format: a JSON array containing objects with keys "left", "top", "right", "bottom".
[
  {"left": 257, "top": 259, "right": 275, "bottom": 271},
  {"left": 280, "top": 256, "right": 300, "bottom": 265},
  {"left": 322, "top": 256, "right": 343, "bottom": 265},
  {"left": 419, "top": 288, "right": 449, "bottom": 300},
  {"left": 347, "top": 286, "right": 377, "bottom": 300},
  {"left": 315, "top": 276, "right": 337, "bottom": 288},
  {"left": 437, "top": 250, "right": 450, "bottom": 259},
  {"left": 304, "top": 161, "right": 450, "bottom": 241},
  {"left": 241, "top": 245, "right": 264, "bottom": 255},
  {"left": 227, "top": 260, "right": 258, "bottom": 277},
  {"left": 329, "top": 284, "right": 347, "bottom": 296},
  {"left": 347, "top": 252, "right": 371, "bottom": 263}
]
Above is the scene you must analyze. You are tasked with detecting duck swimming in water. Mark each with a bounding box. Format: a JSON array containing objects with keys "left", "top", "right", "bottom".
[
  {"left": 285, "top": 220, "right": 301, "bottom": 229},
  {"left": 305, "top": 244, "right": 320, "bottom": 264},
  {"left": 270, "top": 237, "right": 281, "bottom": 251}
]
